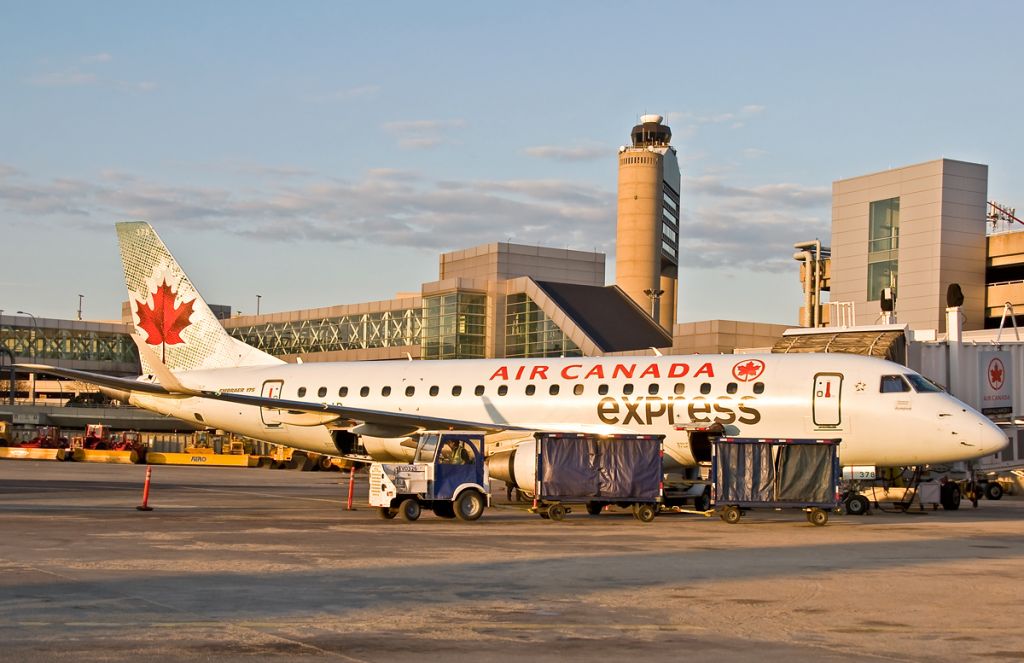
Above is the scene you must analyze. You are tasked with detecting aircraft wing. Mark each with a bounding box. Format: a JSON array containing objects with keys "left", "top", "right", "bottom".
[
  {"left": 15, "top": 362, "right": 527, "bottom": 434},
  {"left": 195, "top": 389, "right": 531, "bottom": 433},
  {"left": 15, "top": 364, "right": 172, "bottom": 395}
]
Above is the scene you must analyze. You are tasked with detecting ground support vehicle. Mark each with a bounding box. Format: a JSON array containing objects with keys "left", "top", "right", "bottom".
[
  {"left": 712, "top": 437, "right": 842, "bottom": 526},
  {"left": 369, "top": 431, "right": 489, "bottom": 522},
  {"left": 529, "top": 433, "right": 664, "bottom": 523},
  {"left": 0, "top": 425, "right": 72, "bottom": 461}
]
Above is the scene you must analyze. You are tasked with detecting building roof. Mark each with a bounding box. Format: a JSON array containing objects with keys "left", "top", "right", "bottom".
[{"left": 534, "top": 281, "right": 672, "bottom": 353}]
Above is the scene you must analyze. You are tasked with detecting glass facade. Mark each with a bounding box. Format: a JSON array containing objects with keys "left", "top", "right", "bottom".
[
  {"left": 228, "top": 309, "right": 422, "bottom": 355},
  {"left": 421, "top": 292, "right": 487, "bottom": 360},
  {"left": 867, "top": 197, "right": 900, "bottom": 300},
  {"left": 661, "top": 185, "right": 680, "bottom": 261},
  {"left": 504, "top": 294, "right": 582, "bottom": 358},
  {"left": 0, "top": 322, "right": 138, "bottom": 363}
]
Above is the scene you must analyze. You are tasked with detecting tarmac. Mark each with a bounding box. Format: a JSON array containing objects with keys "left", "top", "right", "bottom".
[{"left": 1, "top": 460, "right": 1022, "bottom": 662}]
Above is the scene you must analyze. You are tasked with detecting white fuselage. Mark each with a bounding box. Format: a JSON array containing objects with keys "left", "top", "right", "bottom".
[{"left": 129, "top": 353, "right": 1008, "bottom": 468}]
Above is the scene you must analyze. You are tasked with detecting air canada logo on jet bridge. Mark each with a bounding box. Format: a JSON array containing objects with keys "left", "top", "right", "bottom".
[{"left": 134, "top": 277, "right": 195, "bottom": 346}]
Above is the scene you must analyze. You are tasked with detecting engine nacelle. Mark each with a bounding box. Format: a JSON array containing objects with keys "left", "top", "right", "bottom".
[{"left": 485, "top": 438, "right": 537, "bottom": 494}]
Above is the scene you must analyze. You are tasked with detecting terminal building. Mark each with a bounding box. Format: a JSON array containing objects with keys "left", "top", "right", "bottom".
[
  {"left": 797, "top": 158, "right": 1024, "bottom": 333},
  {"left": 4, "top": 127, "right": 1024, "bottom": 438}
]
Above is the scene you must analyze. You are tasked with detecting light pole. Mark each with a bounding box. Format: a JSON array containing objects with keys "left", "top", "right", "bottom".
[
  {"left": 16, "top": 311, "right": 39, "bottom": 405},
  {"left": 77, "top": 294, "right": 84, "bottom": 321},
  {"left": 643, "top": 288, "right": 664, "bottom": 323},
  {"left": 256, "top": 294, "right": 262, "bottom": 316}
]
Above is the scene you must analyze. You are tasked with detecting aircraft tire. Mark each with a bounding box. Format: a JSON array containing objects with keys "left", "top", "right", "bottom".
[
  {"left": 984, "top": 482, "right": 1004, "bottom": 501},
  {"left": 454, "top": 490, "right": 485, "bottom": 522},
  {"left": 398, "top": 498, "right": 421, "bottom": 522},
  {"left": 693, "top": 489, "right": 711, "bottom": 512},
  {"left": 585, "top": 501, "right": 604, "bottom": 516},
  {"left": 845, "top": 494, "right": 870, "bottom": 516},
  {"left": 940, "top": 482, "right": 961, "bottom": 511}
]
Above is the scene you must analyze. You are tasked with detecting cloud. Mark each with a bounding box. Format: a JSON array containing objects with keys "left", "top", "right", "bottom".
[
  {"left": 381, "top": 119, "right": 465, "bottom": 150},
  {"left": 664, "top": 104, "right": 767, "bottom": 136},
  {"left": 0, "top": 165, "right": 828, "bottom": 273},
  {"left": 679, "top": 176, "right": 830, "bottom": 272},
  {"left": 30, "top": 70, "right": 98, "bottom": 87},
  {"left": 82, "top": 53, "right": 113, "bottom": 63},
  {"left": 28, "top": 54, "right": 154, "bottom": 91},
  {"left": 0, "top": 166, "right": 616, "bottom": 253},
  {"left": 523, "top": 145, "right": 607, "bottom": 162}
]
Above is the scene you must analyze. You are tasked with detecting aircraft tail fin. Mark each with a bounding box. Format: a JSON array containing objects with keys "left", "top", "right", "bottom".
[{"left": 116, "top": 221, "right": 284, "bottom": 373}]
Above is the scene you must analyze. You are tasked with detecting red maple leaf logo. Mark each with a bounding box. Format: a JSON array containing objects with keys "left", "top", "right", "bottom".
[
  {"left": 732, "top": 359, "right": 765, "bottom": 382},
  {"left": 989, "top": 359, "right": 1004, "bottom": 390},
  {"left": 135, "top": 280, "right": 195, "bottom": 346}
]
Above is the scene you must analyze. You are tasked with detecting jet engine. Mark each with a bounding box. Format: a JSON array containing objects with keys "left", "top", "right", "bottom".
[{"left": 485, "top": 437, "right": 537, "bottom": 495}]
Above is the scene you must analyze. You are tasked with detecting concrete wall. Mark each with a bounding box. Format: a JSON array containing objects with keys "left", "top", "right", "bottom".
[
  {"left": 831, "top": 159, "right": 987, "bottom": 332},
  {"left": 439, "top": 242, "right": 604, "bottom": 286},
  {"left": 669, "top": 320, "right": 790, "bottom": 355}
]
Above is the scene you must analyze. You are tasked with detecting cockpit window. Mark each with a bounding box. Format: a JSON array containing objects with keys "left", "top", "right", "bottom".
[
  {"left": 906, "top": 374, "right": 943, "bottom": 393},
  {"left": 880, "top": 375, "right": 911, "bottom": 393}
]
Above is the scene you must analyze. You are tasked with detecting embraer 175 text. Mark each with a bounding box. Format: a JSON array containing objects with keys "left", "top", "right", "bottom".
[{"left": 19, "top": 222, "right": 1008, "bottom": 472}]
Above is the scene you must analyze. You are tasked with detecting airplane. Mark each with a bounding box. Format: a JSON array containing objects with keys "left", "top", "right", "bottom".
[{"left": 18, "top": 222, "right": 1009, "bottom": 483}]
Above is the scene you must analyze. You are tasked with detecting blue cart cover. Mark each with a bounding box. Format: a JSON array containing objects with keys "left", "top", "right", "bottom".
[
  {"left": 775, "top": 444, "right": 834, "bottom": 503},
  {"left": 538, "top": 435, "right": 662, "bottom": 500},
  {"left": 715, "top": 442, "right": 775, "bottom": 502},
  {"left": 597, "top": 437, "right": 661, "bottom": 499},
  {"left": 540, "top": 436, "right": 600, "bottom": 497}
]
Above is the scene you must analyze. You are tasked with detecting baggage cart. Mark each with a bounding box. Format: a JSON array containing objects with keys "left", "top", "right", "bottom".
[
  {"left": 530, "top": 433, "right": 664, "bottom": 523},
  {"left": 712, "top": 437, "right": 842, "bottom": 526}
]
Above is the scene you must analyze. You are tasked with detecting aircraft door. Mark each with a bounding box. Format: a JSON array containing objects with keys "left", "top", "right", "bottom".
[
  {"left": 812, "top": 373, "right": 843, "bottom": 428},
  {"left": 260, "top": 380, "right": 284, "bottom": 427}
]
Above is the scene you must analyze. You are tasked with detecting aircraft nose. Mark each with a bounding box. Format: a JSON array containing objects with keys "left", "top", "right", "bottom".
[{"left": 978, "top": 419, "right": 1009, "bottom": 457}]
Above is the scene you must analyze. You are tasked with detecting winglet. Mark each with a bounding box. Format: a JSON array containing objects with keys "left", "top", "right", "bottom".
[{"left": 129, "top": 334, "right": 201, "bottom": 395}]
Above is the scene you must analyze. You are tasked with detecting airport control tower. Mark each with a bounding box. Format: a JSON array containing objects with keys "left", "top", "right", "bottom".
[{"left": 615, "top": 114, "right": 681, "bottom": 331}]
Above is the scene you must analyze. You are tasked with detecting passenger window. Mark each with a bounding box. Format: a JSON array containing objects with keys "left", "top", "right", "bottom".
[
  {"left": 753, "top": 382, "right": 764, "bottom": 394},
  {"left": 297, "top": 387, "right": 307, "bottom": 397},
  {"left": 648, "top": 383, "right": 659, "bottom": 395},
  {"left": 598, "top": 384, "right": 609, "bottom": 395},
  {"left": 700, "top": 383, "right": 711, "bottom": 395},
  {"left": 726, "top": 383, "right": 737, "bottom": 394},
  {"left": 498, "top": 385, "right": 508, "bottom": 396},
  {"left": 880, "top": 375, "right": 911, "bottom": 393},
  {"left": 452, "top": 385, "right": 462, "bottom": 397},
  {"left": 623, "top": 383, "right": 634, "bottom": 395},
  {"left": 405, "top": 386, "right": 415, "bottom": 397},
  {"left": 359, "top": 386, "right": 369, "bottom": 397},
  {"left": 381, "top": 386, "right": 392, "bottom": 397},
  {"left": 549, "top": 384, "right": 560, "bottom": 396},
  {"left": 429, "top": 386, "right": 439, "bottom": 397},
  {"left": 338, "top": 386, "right": 348, "bottom": 397},
  {"left": 573, "top": 384, "right": 584, "bottom": 396},
  {"left": 474, "top": 385, "right": 485, "bottom": 396},
  {"left": 674, "top": 383, "right": 685, "bottom": 395},
  {"left": 317, "top": 387, "right": 327, "bottom": 398},
  {"left": 526, "top": 385, "right": 536, "bottom": 396}
]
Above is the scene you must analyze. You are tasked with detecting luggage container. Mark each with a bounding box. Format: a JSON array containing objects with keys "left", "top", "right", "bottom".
[
  {"left": 530, "top": 433, "right": 664, "bottom": 523},
  {"left": 712, "top": 437, "right": 842, "bottom": 526}
]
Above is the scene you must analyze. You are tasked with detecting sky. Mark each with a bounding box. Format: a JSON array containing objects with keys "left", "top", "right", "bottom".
[{"left": 2, "top": 1, "right": 1024, "bottom": 325}]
